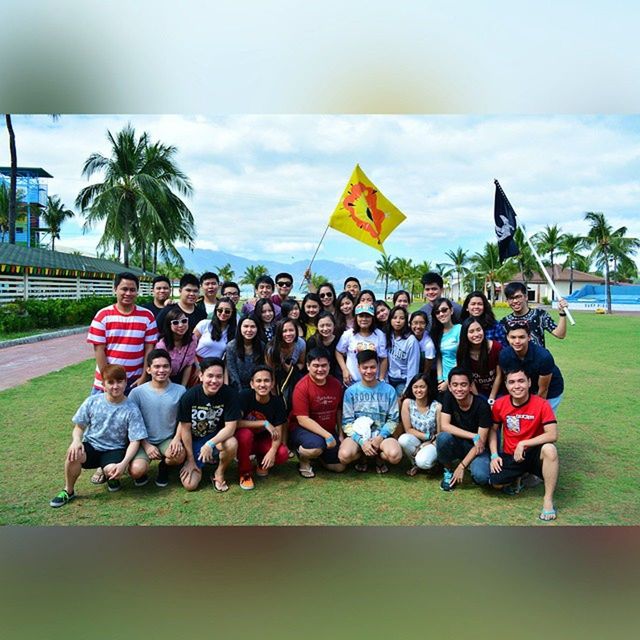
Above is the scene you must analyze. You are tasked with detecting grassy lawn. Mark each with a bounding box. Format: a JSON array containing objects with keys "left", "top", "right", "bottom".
[{"left": 1, "top": 311, "right": 638, "bottom": 526}]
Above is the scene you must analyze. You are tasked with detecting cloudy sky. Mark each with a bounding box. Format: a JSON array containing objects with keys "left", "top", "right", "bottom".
[{"left": 4, "top": 114, "right": 639, "bottom": 272}]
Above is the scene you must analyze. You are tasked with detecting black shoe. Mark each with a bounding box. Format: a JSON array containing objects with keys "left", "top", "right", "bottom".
[
  {"left": 155, "top": 461, "right": 169, "bottom": 487},
  {"left": 134, "top": 474, "right": 149, "bottom": 487},
  {"left": 107, "top": 479, "right": 121, "bottom": 492}
]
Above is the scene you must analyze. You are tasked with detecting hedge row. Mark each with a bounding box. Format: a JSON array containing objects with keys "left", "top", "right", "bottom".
[{"left": 0, "top": 296, "right": 152, "bottom": 334}]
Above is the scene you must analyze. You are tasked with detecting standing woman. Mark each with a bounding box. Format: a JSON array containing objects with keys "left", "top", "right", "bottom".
[
  {"left": 280, "top": 298, "right": 304, "bottom": 337},
  {"left": 461, "top": 291, "right": 507, "bottom": 346},
  {"left": 392, "top": 290, "right": 411, "bottom": 309},
  {"left": 265, "top": 318, "right": 306, "bottom": 409},
  {"left": 193, "top": 296, "right": 237, "bottom": 359},
  {"left": 456, "top": 317, "right": 502, "bottom": 402},
  {"left": 317, "top": 282, "right": 337, "bottom": 315},
  {"left": 156, "top": 306, "right": 198, "bottom": 386},
  {"left": 385, "top": 305, "right": 421, "bottom": 396},
  {"left": 398, "top": 373, "right": 440, "bottom": 476},
  {"left": 374, "top": 300, "right": 391, "bottom": 331},
  {"left": 300, "top": 292, "right": 322, "bottom": 341},
  {"left": 355, "top": 289, "right": 376, "bottom": 307},
  {"left": 226, "top": 315, "right": 265, "bottom": 391},
  {"left": 335, "top": 291, "right": 355, "bottom": 336},
  {"left": 335, "top": 303, "right": 388, "bottom": 386},
  {"left": 430, "top": 297, "right": 462, "bottom": 395},
  {"left": 409, "top": 310, "right": 436, "bottom": 373},
  {"left": 254, "top": 298, "right": 277, "bottom": 343},
  {"left": 306, "top": 310, "right": 341, "bottom": 379}
]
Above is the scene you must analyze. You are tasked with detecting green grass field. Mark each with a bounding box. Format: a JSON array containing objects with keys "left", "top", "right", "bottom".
[{"left": 1, "top": 311, "right": 638, "bottom": 526}]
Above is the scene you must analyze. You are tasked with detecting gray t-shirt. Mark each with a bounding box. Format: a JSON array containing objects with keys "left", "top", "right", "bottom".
[
  {"left": 73, "top": 394, "right": 147, "bottom": 451},
  {"left": 128, "top": 382, "right": 186, "bottom": 444}
]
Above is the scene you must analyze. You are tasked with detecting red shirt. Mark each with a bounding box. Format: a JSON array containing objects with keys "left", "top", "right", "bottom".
[
  {"left": 87, "top": 304, "right": 158, "bottom": 390},
  {"left": 289, "top": 374, "right": 343, "bottom": 435},
  {"left": 491, "top": 394, "right": 556, "bottom": 455}
]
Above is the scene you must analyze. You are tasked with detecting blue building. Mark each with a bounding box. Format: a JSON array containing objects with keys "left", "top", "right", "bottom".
[{"left": 0, "top": 167, "right": 53, "bottom": 247}]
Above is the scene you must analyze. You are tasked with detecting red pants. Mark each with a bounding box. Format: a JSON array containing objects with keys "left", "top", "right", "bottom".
[{"left": 236, "top": 427, "right": 289, "bottom": 476}]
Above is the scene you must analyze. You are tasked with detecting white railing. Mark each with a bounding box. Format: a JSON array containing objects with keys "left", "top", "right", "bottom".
[{"left": 0, "top": 274, "right": 152, "bottom": 303}]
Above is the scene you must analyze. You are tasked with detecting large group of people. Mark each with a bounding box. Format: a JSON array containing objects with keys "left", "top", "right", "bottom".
[{"left": 49, "top": 268, "right": 570, "bottom": 522}]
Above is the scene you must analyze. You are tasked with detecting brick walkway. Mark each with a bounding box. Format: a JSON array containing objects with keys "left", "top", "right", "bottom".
[{"left": 0, "top": 333, "right": 93, "bottom": 392}]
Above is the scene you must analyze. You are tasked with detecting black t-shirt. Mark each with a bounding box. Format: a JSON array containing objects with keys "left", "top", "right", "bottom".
[
  {"left": 306, "top": 333, "right": 340, "bottom": 379},
  {"left": 143, "top": 301, "right": 166, "bottom": 319},
  {"left": 177, "top": 384, "right": 241, "bottom": 439},
  {"left": 441, "top": 392, "right": 492, "bottom": 434},
  {"left": 239, "top": 388, "right": 287, "bottom": 426},
  {"left": 156, "top": 303, "right": 208, "bottom": 334}
]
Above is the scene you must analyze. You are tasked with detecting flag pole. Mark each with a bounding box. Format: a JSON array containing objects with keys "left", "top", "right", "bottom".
[
  {"left": 521, "top": 223, "right": 576, "bottom": 326},
  {"left": 300, "top": 224, "right": 330, "bottom": 291}
]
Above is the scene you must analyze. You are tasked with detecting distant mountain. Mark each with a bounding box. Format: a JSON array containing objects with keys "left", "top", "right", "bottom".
[{"left": 177, "top": 248, "right": 379, "bottom": 291}]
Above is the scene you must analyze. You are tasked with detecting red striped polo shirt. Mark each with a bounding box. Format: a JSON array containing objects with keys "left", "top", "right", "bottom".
[{"left": 87, "top": 304, "right": 158, "bottom": 390}]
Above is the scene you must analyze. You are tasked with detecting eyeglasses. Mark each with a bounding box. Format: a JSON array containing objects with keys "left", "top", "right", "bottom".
[
  {"left": 276, "top": 281, "right": 292, "bottom": 287},
  {"left": 508, "top": 294, "right": 526, "bottom": 301},
  {"left": 170, "top": 318, "right": 189, "bottom": 326},
  {"left": 319, "top": 292, "right": 333, "bottom": 299},
  {"left": 216, "top": 308, "right": 232, "bottom": 315},
  {"left": 435, "top": 307, "right": 450, "bottom": 315}
]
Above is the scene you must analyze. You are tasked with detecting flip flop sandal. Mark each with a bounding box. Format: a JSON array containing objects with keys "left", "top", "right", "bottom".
[
  {"left": 539, "top": 508, "right": 557, "bottom": 522},
  {"left": 212, "top": 477, "right": 229, "bottom": 492},
  {"left": 298, "top": 465, "right": 315, "bottom": 479},
  {"left": 406, "top": 465, "right": 419, "bottom": 477},
  {"left": 90, "top": 469, "right": 106, "bottom": 485},
  {"left": 376, "top": 463, "right": 389, "bottom": 474},
  {"left": 354, "top": 462, "right": 369, "bottom": 472}
]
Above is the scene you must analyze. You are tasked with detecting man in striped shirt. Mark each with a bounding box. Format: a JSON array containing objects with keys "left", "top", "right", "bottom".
[{"left": 87, "top": 272, "right": 158, "bottom": 394}]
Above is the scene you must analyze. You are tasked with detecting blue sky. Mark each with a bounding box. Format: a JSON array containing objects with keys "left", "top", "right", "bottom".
[{"left": 3, "top": 114, "right": 639, "bottom": 272}]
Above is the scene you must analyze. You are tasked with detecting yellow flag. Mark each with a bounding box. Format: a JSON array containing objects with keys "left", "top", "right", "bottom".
[{"left": 328, "top": 164, "right": 406, "bottom": 253}]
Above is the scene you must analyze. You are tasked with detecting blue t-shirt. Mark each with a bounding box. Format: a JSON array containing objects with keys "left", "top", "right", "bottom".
[
  {"left": 499, "top": 341, "right": 564, "bottom": 398},
  {"left": 439, "top": 324, "right": 462, "bottom": 381}
]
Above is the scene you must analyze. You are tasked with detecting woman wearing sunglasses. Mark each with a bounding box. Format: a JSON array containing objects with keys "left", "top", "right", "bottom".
[
  {"left": 193, "top": 296, "right": 237, "bottom": 359},
  {"left": 430, "top": 297, "right": 462, "bottom": 395},
  {"left": 156, "top": 305, "right": 198, "bottom": 386},
  {"left": 317, "top": 282, "right": 337, "bottom": 315}
]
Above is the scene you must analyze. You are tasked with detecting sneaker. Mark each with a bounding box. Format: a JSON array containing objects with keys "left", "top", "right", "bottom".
[
  {"left": 440, "top": 468, "right": 455, "bottom": 492},
  {"left": 134, "top": 474, "right": 149, "bottom": 487},
  {"left": 49, "top": 489, "right": 75, "bottom": 508},
  {"left": 255, "top": 466, "right": 269, "bottom": 478},
  {"left": 107, "top": 479, "right": 121, "bottom": 492},
  {"left": 239, "top": 474, "right": 255, "bottom": 491},
  {"left": 155, "top": 461, "right": 169, "bottom": 487}
]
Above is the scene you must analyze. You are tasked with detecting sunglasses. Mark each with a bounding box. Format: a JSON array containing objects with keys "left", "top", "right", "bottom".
[
  {"left": 435, "top": 307, "right": 451, "bottom": 315},
  {"left": 170, "top": 318, "right": 189, "bottom": 326},
  {"left": 217, "top": 307, "right": 233, "bottom": 315},
  {"left": 277, "top": 281, "right": 292, "bottom": 287},
  {"left": 319, "top": 292, "right": 333, "bottom": 299}
]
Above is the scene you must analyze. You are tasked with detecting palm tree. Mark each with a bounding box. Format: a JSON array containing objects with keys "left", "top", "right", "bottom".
[
  {"left": 76, "top": 124, "right": 194, "bottom": 268},
  {"left": 559, "top": 233, "right": 587, "bottom": 295},
  {"left": 534, "top": 224, "right": 566, "bottom": 299},
  {"left": 41, "top": 195, "right": 75, "bottom": 251},
  {"left": 391, "top": 257, "right": 414, "bottom": 290},
  {"left": 435, "top": 263, "right": 454, "bottom": 297},
  {"left": 609, "top": 230, "right": 640, "bottom": 284},
  {"left": 0, "top": 183, "right": 28, "bottom": 243},
  {"left": 240, "top": 264, "right": 268, "bottom": 287},
  {"left": 305, "top": 272, "right": 328, "bottom": 292},
  {"left": 444, "top": 247, "right": 469, "bottom": 301},
  {"left": 216, "top": 262, "right": 235, "bottom": 282},
  {"left": 471, "top": 242, "right": 517, "bottom": 304},
  {"left": 584, "top": 212, "right": 616, "bottom": 313},
  {"left": 4, "top": 115, "right": 17, "bottom": 244},
  {"left": 512, "top": 227, "right": 538, "bottom": 288},
  {"left": 375, "top": 254, "right": 395, "bottom": 299}
]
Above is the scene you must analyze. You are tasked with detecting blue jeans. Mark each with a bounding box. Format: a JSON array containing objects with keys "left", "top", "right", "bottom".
[
  {"left": 435, "top": 432, "right": 491, "bottom": 485},
  {"left": 547, "top": 394, "right": 563, "bottom": 413}
]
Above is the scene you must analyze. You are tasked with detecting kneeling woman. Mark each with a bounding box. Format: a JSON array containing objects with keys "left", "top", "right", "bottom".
[
  {"left": 398, "top": 373, "right": 440, "bottom": 476},
  {"left": 456, "top": 317, "right": 502, "bottom": 402}
]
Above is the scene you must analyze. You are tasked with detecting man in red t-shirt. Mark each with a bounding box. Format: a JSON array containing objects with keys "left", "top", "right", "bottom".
[
  {"left": 489, "top": 366, "right": 559, "bottom": 521},
  {"left": 288, "top": 347, "right": 346, "bottom": 478}
]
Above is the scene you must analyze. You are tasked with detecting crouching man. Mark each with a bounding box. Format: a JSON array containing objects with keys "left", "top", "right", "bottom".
[
  {"left": 176, "top": 357, "right": 240, "bottom": 492},
  {"left": 489, "top": 367, "right": 559, "bottom": 522},
  {"left": 128, "top": 349, "right": 187, "bottom": 487},
  {"left": 338, "top": 350, "right": 402, "bottom": 474},
  {"left": 49, "top": 364, "right": 147, "bottom": 507}
]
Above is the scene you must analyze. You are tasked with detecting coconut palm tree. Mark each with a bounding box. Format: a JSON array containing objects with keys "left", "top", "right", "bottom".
[
  {"left": 76, "top": 124, "right": 194, "bottom": 268},
  {"left": 512, "top": 227, "right": 538, "bottom": 289},
  {"left": 559, "top": 233, "right": 587, "bottom": 295},
  {"left": 471, "top": 242, "right": 517, "bottom": 304},
  {"left": 216, "top": 262, "right": 235, "bottom": 282},
  {"left": 240, "top": 264, "right": 268, "bottom": 287},
  {"left": 391, "top": 257, "right": 414, "bottom": 290},
  {"left": 4, "top": 115, "right": 17, "bottom": 244},
  {"left": 41, "top": 195, "right": 75, "bottom": 251},
  {"left": 444, "top": 247, "right": 469, "bottom": 301},
  {"left": 533, "top": 224, "right": 566, "bottom": 299},
  {"left": 375, "top": 254, "right": 395, "bottom": 299},
  {"left": 583, "top": 212, "right": 617, "bottom": 313},
  {"left": 0, "top": 183, "right": 29, "bottom": 243}
]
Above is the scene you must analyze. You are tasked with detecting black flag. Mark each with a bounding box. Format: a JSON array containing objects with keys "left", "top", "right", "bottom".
[{"left": 493, "top": 180, "right": 520, "bottom": 263}]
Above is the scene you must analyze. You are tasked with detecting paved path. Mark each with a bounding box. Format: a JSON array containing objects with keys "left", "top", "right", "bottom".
[{"left": 0, "top": 332, "right": 93, "bottom": 391}]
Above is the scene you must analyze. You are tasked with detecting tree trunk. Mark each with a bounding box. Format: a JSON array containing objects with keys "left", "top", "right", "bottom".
[
  {"left": 604, "top": 250, "right": 612, "bottom": 314},
  {"left": 51, "top": 234, "right": 55, "bottom": 251},
  {"left": 569, "top": 264, "right": 574, "bottom": 295},
  {"left": 141, "top": 241, "right": 147, "bottom": 272},
  {"left": 5, "top": 115, "right": 17, "bottom": 245},
  {"left": 550, "top": 252, "right": 555, "bottom": 300},
  {"left": 153, "top": 240, "right": 158, "bottom": 273},
  {"left": 123, "top": 220, "right": 130, "bottom": 267}
]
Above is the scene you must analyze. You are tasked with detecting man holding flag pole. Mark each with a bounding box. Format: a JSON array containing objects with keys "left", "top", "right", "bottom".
[{"left": 493, "top": 180, "right": 575, "bottom": 346}]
